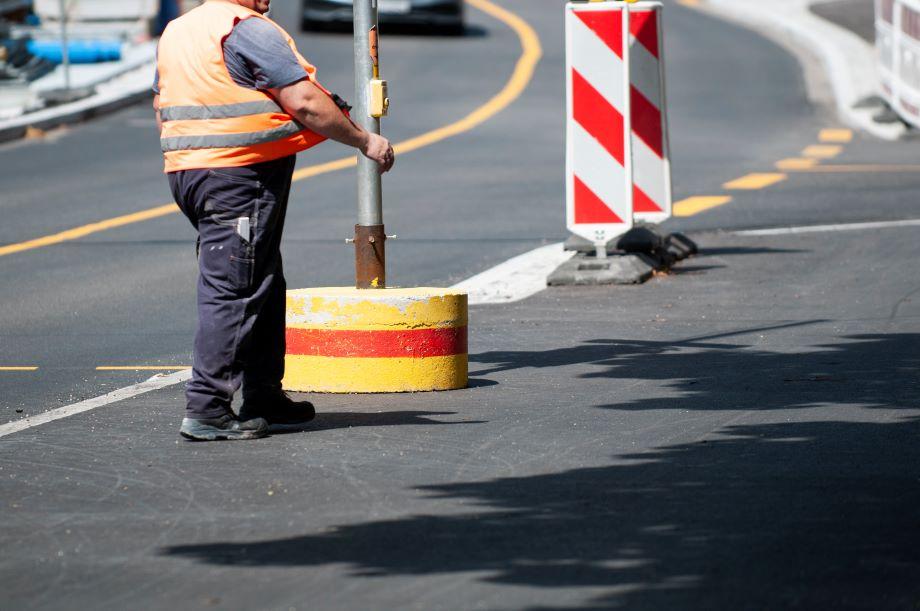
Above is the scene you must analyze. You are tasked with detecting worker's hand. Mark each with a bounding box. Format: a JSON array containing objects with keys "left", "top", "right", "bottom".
[{"left": 361, "top": 133, "right": 395, "bottom": 174}]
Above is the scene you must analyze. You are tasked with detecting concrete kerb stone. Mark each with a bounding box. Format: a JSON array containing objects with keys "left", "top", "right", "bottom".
[
  {"left": 283, "top": 287, "right": 469, "bottom": 393},
  {"left": 698, "top": 0, "right": 908, "bottom": 141},
  {"left": 0, "top": 60, "right": 155, "bottom": 145}
]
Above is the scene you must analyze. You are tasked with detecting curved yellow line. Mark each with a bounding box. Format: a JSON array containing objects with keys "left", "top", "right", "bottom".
[
  {"left": 0, "top": 0, "right": 541, "bottom": 259},
  {"left": 291, "top": 0, "right": 541, "bottom": 178}
]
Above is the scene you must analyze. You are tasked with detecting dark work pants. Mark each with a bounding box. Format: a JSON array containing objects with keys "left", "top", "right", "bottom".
[{"left": 168, "top": 156, "right": 295, "bottom": 419}]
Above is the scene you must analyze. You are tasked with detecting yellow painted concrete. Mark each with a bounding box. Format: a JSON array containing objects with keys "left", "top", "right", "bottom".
[
  {"left": 284, "top": 354, "right": 468, "bottom": 393},
  {"left": 286, "top": 287, "right": 468, "bottom": 331},
  {"left": 284, "top": 287, "right": 469, "bottom": 393},
  {"left": 802, "top": 144, "right": 842, "bottom": 159},
  {"left": 673, "top": 196, "right": 732, "bottom": 217},
  {"left": 776, "top": 157, "right": 819, "bottom": 170},
  {"left": 819, "top": 129, "right": 853, "bottom": 143},
  {"left": 0, "top": 0, "right": 540, "bottom": 260},
  {"left": 723, "top": 173, "right": 787, "bottom": 190}
]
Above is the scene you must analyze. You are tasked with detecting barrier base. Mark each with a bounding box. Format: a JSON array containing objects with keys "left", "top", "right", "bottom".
[
  {"left": 551, "top": 227, "right": 698, "bottom": 286},
  {"left": 547, "top": 253, "right": 656, "bottom": 286},
  {"left": 283, "top": 287, "right": 468, "bottom": 393}
]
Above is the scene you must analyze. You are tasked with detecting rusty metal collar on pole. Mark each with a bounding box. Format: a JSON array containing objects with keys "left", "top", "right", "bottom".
[{"left": 354, "top": 224, "right": 386, "bottom": 288}]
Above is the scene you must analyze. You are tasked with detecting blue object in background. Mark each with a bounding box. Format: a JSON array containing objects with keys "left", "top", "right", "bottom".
[{"left": 27, "top": 40, "right": 122, "bottom": 64}]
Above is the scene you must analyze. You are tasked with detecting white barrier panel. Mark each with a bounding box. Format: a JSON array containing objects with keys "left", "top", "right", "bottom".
[
  {"left": 876, "top": 0, "right": 920, "bottom": 127},
  {"left": 565, "top": 0, "right": 671, "bottom": 251}
]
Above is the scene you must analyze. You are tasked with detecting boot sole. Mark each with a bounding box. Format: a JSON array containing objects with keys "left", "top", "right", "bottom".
[{"left": 180, "top": 430, "right": 267, "bottom": 441}]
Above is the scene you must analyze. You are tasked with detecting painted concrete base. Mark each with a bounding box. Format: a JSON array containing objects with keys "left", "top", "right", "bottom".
[{"left": 283, "top": 287, "right": 468, "bottom": 393}]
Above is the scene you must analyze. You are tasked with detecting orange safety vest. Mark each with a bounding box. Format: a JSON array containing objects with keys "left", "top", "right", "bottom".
[{"left": 157, "top": 1, "right": 334, "bottom": 173}]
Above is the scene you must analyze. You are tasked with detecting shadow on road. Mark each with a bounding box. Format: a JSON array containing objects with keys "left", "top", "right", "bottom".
[
  {"left": 163, "top": 331, "right": 920, "bottom": 607},
  {"left": 699, "top": 246, "right": 808, "bottom": 256},
  {"left": 269, "top": 410, "right": 486, "bottom": 434}
]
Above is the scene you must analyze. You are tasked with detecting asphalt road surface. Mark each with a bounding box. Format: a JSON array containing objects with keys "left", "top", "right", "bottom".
[{"left": 2, "top": 0, "right": 920, "bottom": 608}]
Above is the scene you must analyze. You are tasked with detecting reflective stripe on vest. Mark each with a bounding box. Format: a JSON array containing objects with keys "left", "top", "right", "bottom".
[
  {"left": 159, "top": 100, "right": 284, "bottom": 122},
  {"left": 161, "top": 120, "right": 303, "bottom": 152}
]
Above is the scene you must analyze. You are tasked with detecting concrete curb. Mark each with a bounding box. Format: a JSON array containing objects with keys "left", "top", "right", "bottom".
[
  {"left": 699, "top": 0, "right": 907, "bottom": 141},
  {"left": 0, "top": 61, "right": 154, "bottom": 144}
]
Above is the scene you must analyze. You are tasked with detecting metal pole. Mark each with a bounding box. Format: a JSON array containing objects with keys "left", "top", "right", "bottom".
[
  {"left": 58, "top": 0, "right": 71, "bottom": 92},
  {"left": 352, "top": 0, "right": 386, "bottom": 289}
]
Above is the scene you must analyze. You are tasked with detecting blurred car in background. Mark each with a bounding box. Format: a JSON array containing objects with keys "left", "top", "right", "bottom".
[{"left": 302, "top": 0, "right": 464, "bottom": 34}]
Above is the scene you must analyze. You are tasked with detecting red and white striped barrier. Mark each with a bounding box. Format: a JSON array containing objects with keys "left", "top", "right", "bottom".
[{"left": 565, "top": 0, "right": 671, "bottom": 251}]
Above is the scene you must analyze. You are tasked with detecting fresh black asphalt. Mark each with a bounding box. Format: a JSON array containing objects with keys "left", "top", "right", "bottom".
[{"left": 1, "top": 0, "right": 920, "bottom": 608}]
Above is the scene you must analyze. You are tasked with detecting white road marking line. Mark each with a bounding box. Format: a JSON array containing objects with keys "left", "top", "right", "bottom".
[
  {"left": 0, "top": 369, "right": 191, "bottom": 439},
  {"left": 734, "top": 218, "right": 920, "bottom": 236},
  {"left": 4, "top": 243, "right": 573, "bottom": 437},
  {"left": 451, "top": 242, "right": 573, "bottom": 305}
]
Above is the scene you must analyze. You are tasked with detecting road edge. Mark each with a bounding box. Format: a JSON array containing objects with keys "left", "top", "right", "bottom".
[
  {"left": 696, "top": 0, "right": 906, "bottom": 141},
  {"left": 0, "top": 62, "right": 154, "bottom": 144}
]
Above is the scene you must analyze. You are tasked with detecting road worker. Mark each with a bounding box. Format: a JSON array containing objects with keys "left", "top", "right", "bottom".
[{"left": 153, "top": 0, "right": 395, "bottom": 441}]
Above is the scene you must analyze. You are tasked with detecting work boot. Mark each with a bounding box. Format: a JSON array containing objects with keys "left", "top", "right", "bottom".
[
  {"left": 179, "top": 413, "right": 268, "bottom": 441},
  {"left": 239, "top": 388, "right": 316, "bottom": 427}
]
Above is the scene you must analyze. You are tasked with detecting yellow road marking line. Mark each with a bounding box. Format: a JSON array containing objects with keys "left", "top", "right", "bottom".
[
  {"left": 802, "top": 144, "right": 842, "bottom": 159},
  {"left": 673, "top": 195, "right": 732, "bottom": 217},
  {"left": 0, "top": 366, "right": 38, "bottom": 371},
  {"left": 819, "top": 128, "right": 853, "bottom": 143},
  {"left": 723, "top": 173, "right": 787, "bottom": 190},
  {"left": 0, "top": 0, "right": 541, "bottom": 259},
  {"left": 676, "top": 0, "right": 701, "bottom": 6},
  {"left": 0, "top": 204, "right": 178, "bottom": 258},
  {"left": 96, "top": 366, "right": 191, "bottom": 371},
  {"left": 785, "top": 164, "right": 920, "bottom": 173},
  {"left": 775, "top": 157, "right": 818, "bottom": 170}
]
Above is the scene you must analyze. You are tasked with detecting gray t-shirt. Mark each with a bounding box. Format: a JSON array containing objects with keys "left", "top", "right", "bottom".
[{"left": 153, "top": 17, "right": 307, "bottom": 94}]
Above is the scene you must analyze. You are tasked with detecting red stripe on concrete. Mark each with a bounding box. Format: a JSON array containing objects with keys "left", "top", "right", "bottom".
[
  {"left": 574, "top": 175, "right": 623, "bottom": 224},
  {"left": 573, "top": 9, "right": 622, "bottom": 58},
  {"left": 573, "top": 69, "right": 625, "bottom": 165},
  {"left": 630, "top": 87, "right": 663, "bottom": 158},
  {"left": 633, "top": 184, "right": 663, "bottom": 213},
  {"left": 286, "top": 327, "right": 468, "bottom": 358},
  {"left": 630, "top": 10, "right": 659, "bottom": 58}
]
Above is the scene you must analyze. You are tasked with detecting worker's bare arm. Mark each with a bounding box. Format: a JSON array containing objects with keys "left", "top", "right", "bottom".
[
  {"left": 271, "top": 79, "right": 394, "bottom": 173},
  {"left": 153, "top": 94, "right": 161, "bottom": 132}
]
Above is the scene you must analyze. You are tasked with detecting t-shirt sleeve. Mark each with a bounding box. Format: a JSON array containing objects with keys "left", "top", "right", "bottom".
[{"left": 223, "top": 18, "right": 309, "bottom": 91}]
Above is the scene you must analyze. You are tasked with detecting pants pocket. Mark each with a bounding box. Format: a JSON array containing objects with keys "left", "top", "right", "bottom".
[{"left": 230, "top": 254, "right": 255, "bottom": 292}]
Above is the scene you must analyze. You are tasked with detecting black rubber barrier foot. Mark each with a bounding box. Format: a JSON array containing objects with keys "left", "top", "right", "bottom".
[{"left": 667, "top": 232, "right": 698, "bottom": 260}]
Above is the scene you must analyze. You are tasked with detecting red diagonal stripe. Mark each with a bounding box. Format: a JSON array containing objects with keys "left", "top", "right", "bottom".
[
  {"left": 630, "top": 87, "right": 663, "bottom": 158},
  {"left": 286, "top": 327, "right": 468, "bottom": 358},
  {"left": 573, "top": 9, "right": 622, "bottom": 58},
  {"left": 573, "top": 69, "right": 625, "bottom": 165},
  {"left": 633, "top": 184, "right": 662, "bottom": 213},
  {"left": 630, "top": 10, "right": 659, "bottom": 58},
  {"left": 574, "top": 175, "right": 623, "bottom": 224}
]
